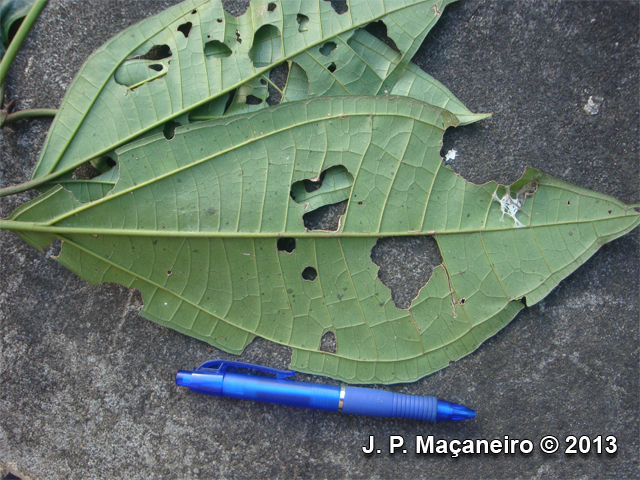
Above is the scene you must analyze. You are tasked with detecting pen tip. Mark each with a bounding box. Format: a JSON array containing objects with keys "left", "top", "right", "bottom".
[
  {"left": 436, "top": 400, "right": 476, "bottom": 421},
  {"left": 175, "top": 371, "right": 192, "bottom": 387}
]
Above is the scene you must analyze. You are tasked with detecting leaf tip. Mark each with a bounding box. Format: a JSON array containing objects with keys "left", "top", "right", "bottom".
[{"left": 457, "top": 112, "right": 492, "bottom": 126}]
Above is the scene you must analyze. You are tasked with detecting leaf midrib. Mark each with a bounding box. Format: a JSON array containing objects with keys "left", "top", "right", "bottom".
[{"left": 4, "top": 212, "right": 638, "bottom": 238}]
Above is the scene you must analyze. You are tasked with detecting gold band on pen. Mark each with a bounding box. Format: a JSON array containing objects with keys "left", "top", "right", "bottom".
[{"left": 338, "top": 385, "right": 346, "bottom": 412}]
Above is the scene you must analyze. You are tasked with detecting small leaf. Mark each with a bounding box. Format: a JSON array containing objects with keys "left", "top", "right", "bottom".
[
  {"left": 3, "top": 96, "right": 638, "bottom": 384},
  {"left": 0, "top": 0, "right": 35, "bottom": 57}
]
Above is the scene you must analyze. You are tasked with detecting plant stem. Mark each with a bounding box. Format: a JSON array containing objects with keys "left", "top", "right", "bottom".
[
  {"left": 0, "top": 173, "right": 57, "bottom": 196},
  {"left": 2, "top": 108, "right": 57, "bottom": 125},
  {"left": 0, "top": 0, "right": 49, "bottom": 89}
]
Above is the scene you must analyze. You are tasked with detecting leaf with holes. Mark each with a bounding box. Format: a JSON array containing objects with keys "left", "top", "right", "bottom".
[
  {"left": 2, "top": 96, "right": 638, "bottom": 383},
  {"left": 0, "top": 0, "right": 490, "bottom": 197}
]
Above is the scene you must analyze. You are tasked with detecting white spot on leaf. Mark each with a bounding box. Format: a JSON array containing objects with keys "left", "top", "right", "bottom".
[{"left": 493, "top": 190, "right": 525, "bottom": 228}]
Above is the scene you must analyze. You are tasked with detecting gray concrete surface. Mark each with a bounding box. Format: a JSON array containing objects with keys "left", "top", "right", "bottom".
[{"left": 1, "top": 0, "right": 638, "bottom": 478}]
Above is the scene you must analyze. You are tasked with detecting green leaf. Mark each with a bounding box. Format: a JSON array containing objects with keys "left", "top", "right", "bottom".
[
  {"left": 25, "top": 0, "right": 487, "bottom": 188},
  {"left": 0, "top": 0, "right": 34, "bottom": 57},
  {"left": 2, "top": 96, "right": 637, "bottom": 383}
]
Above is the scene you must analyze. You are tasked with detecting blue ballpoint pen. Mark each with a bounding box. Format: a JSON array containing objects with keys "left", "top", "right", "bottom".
[{"left": 176, "top": 360, "right": 475, "bottom": 422}]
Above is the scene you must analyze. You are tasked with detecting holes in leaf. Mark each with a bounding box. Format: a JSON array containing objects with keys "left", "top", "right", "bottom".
[
  {"left": 297, "top": 14, "right": 309, "bottom": 32},
  {"left": 116, "top": 45, "right": 172, "bottom": 88},
  {"left": 191, "top": 9, "right": 197, "bottom": 14},
  {"left": 248, "top": 24, "right": 282, "bottom": 67},
  {"left": 608, "top": 210, "right": 612, "bottom": 214},
  {"left": 267, "top": 2, "right": 277, "bottom": 12},
  {"left": 364, "top": 20, "right": 401, "bottom": 54},
  {"left": 223, "top": 89, "right": 237, "bottom": 114},
  {"left": 167, "top": 270, "right": 173, "bottom": 276},
  {"left": 84, "top": 154, "right": 116, "bottom": 176},
  {"left": 245, "top": 94, "right": 263, "bottom": 105},
  {"left": 177, "top": 22, "right": 193, "bottom": 38},
  {"left": 567, "top": 201, "right": 571, "bottom": 206},
  {"left": 327, "top": 62, "right": 337, "bottom": 73},
  {"left": 302, "top": 266, "right": 318, "bottom": 281},
  {"left": 319, "top": 41, "right": 337, "bottom": 56},
  {"left": 163, "top": 120, "right": 180, "bottom": 140},
  {"left": 320, "top": 331, "right": 337, "bottom": 354},
  {"left": 277, "top": 237, "right": 296, "bottom": 253},
  {"left": 204, "top": 40, "right": 232, "bottom": 58},
  {"left": 371, "top": 236, "right": 443, "bottom": 310},
  {"left": 303, "top": 201, "right": 348, "bottom": 231},
  {"left": 260, "top": 78, "right": 267, "bottom": 85},
  {"left": 324, "top": 0, "right": 348, "bottom": 15},
  {"left": 291, "top": 165, "right": 353, "bottom": 198},
  {"left": 291, "top": 165, "right": 353, "bottom": 232},
  {"left": 266, "top": 62, "right": 289, "bottom": 106},
  {"left": 459, "top": 298, "right": 467, "bottom": 305},
  {"left": 217, "top": 18, "right": 223, "bottom": 23},
  {"left": 138, "top": 44, "right": 172, "bottom": 61},
  {"left": 236, "top": 30, "right": 242, "bottom": 43}
]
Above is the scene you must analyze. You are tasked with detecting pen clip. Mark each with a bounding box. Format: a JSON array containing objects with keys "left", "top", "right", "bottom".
[{"left": 194, "top": 359, "right": 295, "bottom": 379}]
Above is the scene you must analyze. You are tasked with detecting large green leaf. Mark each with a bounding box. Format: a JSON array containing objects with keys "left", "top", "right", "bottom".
[
  {"left": 2, "top": 96, "right": 638, "bottom": 383},
  {"left": 25, "top": 0, "right": 489, "bottom": 188}
]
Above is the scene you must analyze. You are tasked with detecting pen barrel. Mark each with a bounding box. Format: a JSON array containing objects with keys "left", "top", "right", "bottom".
[
  {"left": 222, "top": 372, "right": 342, "bottom": 412},
  {"left": 342, "top": 387, "right": 438, "bottom": 422}
]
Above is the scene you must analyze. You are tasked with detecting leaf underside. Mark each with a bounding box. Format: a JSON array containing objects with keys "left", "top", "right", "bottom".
[
  {"left": 29, "top": 0, "right": 490, "bottom": 187},
  {"left": 8, "top": 96, "right": 639, "bottom": 384}
]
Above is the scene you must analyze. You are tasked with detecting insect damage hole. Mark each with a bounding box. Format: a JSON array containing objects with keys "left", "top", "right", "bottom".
[
  {"left": 163, "top": 120, "right": 180, "bottom": 140},
  {"left": 177, "top": 22, "right": 192, "bottom": 38},
  {"left": 245, "top": 94, "right": 263, "bottom": 105},
  {"left": 267, "top": 2, "right": 277, "bottom": 12},
  {"left": 266, "top": 62, "right": 288, "bottom": 106},
  {"left": 319, "top": 41, "right": 337, "bottom": 56},
  {"left": 319, "top": 331, "right": 337, "bottom": 354},
  {"left": 277, "top": 237, "right": 296, "bottom": 253},
  {"left": 248, "top": 24, "right": 282, "bottom": 67},
  {"left": 327, "top": 62, "right": 337, "bottom": 73},
  {"left": 371, "top": 236, "right": 443, "bottom": 310},
  {"left": 138, "top": 44, "right": 172, "bottom": 61},
  {"left": 297, "top": 14, "right": 309, "bottom": 32},
  {"left": 204, "top": 40, "right": 232, "bottom": 58},
  {"left": 324, "top": 0, "right": 348, "bottom": 15},
  {"left": 364, "top": 20, "right": 401, "bottom": 54},
  {"left": 290, "top": 165, "right": 354, "bottom": 232},
  {"left": 302, "top": 266, "right": 317, "bottom": 281}
]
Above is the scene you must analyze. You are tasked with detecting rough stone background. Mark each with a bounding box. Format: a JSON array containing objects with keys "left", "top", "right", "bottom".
[{"left": 1, "top": 0, "right": 638, "bottom": 478}]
